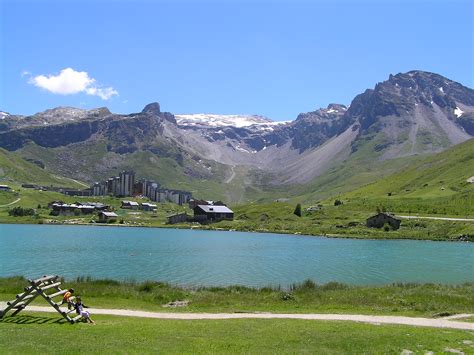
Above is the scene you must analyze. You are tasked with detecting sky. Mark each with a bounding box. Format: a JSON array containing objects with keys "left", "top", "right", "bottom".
[{"left": 1, "top": 0, "right": 473, "bottom": 120}]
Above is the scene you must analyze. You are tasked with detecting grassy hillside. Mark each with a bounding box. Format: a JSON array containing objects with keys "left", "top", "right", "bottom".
[
  {"left": 338, "top": 138, "right": 474, "bottom": 215},
  {"left": 254, "top": 131, "right": 431, "bottom": 204},
  {"left": 0, "top": 148, "right": 84, "bottom": 188},
  {"left": 17, "top": 141, "right": 257, "bottom": 203}
]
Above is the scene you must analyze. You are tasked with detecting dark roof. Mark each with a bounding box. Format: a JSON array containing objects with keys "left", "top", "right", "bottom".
[{"left": 368, "top": 212, "right": 400, "bottom": 221}]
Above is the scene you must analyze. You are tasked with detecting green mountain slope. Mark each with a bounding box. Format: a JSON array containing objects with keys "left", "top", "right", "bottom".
[
  {"left": 0, "top": 148, "right": 84, "bottom": 188},
  {"left": 338, "top": 138, "right": 474, "bottom": 216}
]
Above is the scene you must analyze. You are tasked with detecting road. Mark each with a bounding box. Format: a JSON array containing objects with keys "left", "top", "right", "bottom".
[
  {"left": 225, "top": 165, "right": 236, "bottom": 184},
  {"left": 0, "top": 198, "right": 21, "bottom": 208},
  {"left": 1, "top": 304, "right": 472, "bottom": 330},
  {"left": 398, "top": 215, "right": 474, "bottom": 222}
]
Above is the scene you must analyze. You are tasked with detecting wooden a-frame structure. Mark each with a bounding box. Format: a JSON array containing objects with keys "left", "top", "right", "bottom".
[{"left": 0, "top": 275, "right": 81, "bottom": 324}]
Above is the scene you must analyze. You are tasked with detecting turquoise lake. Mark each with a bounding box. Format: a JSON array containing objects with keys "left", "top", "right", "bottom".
[{"left": 0, "top": 224, "right": 472, "bottom": 287}]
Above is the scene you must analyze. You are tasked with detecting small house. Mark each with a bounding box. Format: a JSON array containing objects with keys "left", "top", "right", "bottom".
[
  {"left": 167, "top": 212, "right": 189, "bottom": 224},
  {"left": 141, "top": 202, "right": 157, "bottom": 212},
  {"left": 98, "top": 211, "right": 118, "bottom": 223},
  {"left": 0, "top": 185, "right": 11, "bottom": 191},
  {"left": 366, "top": 212, "right": 401, "bottom": 230},
  {"left": 121, "top": 200, "right": 139, "bottom": 210},
  {"left": 194, "top": 205, "right": 234, "bottom": 222}
]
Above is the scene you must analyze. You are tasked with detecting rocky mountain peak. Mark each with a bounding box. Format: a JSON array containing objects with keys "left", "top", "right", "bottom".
[
  {"left": 142, "top": 102, "right": 161, "bottom": 115},
  {"left": 327, "top": 103, "right": 347, "bottom": 112}
]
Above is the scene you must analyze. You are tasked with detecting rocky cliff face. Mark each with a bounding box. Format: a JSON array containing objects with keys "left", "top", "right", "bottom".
[
  {"left": 346, "top": 71, "right": 473, "bottom": 159},
  {"left": 0, "top": 71, "right": 472, "bottom": 187}
]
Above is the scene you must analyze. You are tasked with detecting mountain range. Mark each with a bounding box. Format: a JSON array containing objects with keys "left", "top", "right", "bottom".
[{"left": 0, "top": 70, "right": 473, "bottom": 203}]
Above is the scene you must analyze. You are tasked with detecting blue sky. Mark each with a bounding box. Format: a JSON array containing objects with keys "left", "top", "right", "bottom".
[{"left": 1, "top": 0, "right": 472, "bottom": 120}]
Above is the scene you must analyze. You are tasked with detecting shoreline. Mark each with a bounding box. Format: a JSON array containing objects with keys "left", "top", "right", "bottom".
[{"left": 0, "top": 219, "right": 471, "bottom": 243}]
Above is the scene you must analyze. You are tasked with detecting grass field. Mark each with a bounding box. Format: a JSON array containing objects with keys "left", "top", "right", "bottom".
[
  {"left": 1, "top": 277, "right": 473, "bottom": 317},
  {"left": 1, "top": 313, "right": 473, "bottom": 354},
  {"left": 0, "top": 147, "right": 85, "bottom": 188},
  {"left": 213, "top": 202, "right": 474, "bottom": 241},
  {"left": 1, "top": 187, "right": 473, "bottom": 241},
  {"left": 1, "top": 278, "right": 473, "bottom": 353}
]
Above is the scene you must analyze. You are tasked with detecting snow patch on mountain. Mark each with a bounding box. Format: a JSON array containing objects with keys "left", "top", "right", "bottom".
[
  {"left": 454, "top": 107, "right": 464, "bottom": 118},
  {"left": 175, "top": 113, "right": 290, "bottom": 129},
  {"left": 0, "top": 111, "right": 9, "bottom": 119}
]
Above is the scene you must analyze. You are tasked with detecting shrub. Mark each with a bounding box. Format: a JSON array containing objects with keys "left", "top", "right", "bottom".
[
  {"left": 138, "top": 281, "right": 157, "bottom": 293},
  {"left": 281, "top": 292, "right": 295, "bottom": 301},
  {"left": 383, "top": 223, "right": 391, "bottom": 232},
  {"left": 297, "top": 279, "right": 317, "bottom": 291},
  {"left": 320, "top": 282, "right": 349, "bottom": 291},
  {"left": 334, "top": 199, "right": 343, "bottom": 206},
  {"left": 294, "top": 203, "right": 302, "bottom": 217},
  {"left": 8, "top": 206, "right": 36, "bottom": 217}
]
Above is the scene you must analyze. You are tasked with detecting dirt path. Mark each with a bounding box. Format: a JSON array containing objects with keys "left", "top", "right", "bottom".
[
  {"left": 225, "top": 165, "right": 236, "bottom": 184},
  {"left": 0, "top": 198, "right": 21, "bottom": 208},
  {"left": 398, "top": 215, "right": 474, "bottom": 222},
  {"left": 2, "top": 304, "right": 472, "bottom": 330}
]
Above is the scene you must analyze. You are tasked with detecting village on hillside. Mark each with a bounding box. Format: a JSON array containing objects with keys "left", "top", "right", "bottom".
[{"left": 17, "top": 170, "right": 234, "bottom": 225}]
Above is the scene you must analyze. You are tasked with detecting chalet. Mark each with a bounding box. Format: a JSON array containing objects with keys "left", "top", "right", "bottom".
[
  {"left": 189, "top": 199, "right": 227, "bottom": 209},
  {"left": 194, "top": 205, "right": 234, "bottom": 222},
  {"left": 0, "top": 185, "right": 11, "bottom": 191},
  {"left": 167, "top": 212, "right": 189, "bottom": 224},
  {"left": 141, "top": 202, "right": 157, "bottom": 212},
  {"left": 50, "top": 201, "right": 109, "bottom": 216},
  {"left": 84, "top": 202, "right": 108, "bottom": 211},
  {"left": 98, "top": 211, "right": 118, "bottom": 223},
  {"left": 63, "top": 189, "right": 92, "bottom": 197},
  {"left": 21, "top": 184, "right": 38, "bottom": 189},
  {"left": 121, "top": 200, "right": 139, "bottom": 210},
  {"left": 366, "top": 212, "right": 401, "bottom": 230}
]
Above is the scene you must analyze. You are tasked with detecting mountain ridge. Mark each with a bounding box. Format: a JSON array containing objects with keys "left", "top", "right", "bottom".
[{"left": 0, "top": 70, "right": 472, "bottom": 202}]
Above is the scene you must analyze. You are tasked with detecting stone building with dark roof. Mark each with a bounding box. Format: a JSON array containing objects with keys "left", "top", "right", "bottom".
[{"left": 366, "top": 212, "right": 401, "bottom": 230}]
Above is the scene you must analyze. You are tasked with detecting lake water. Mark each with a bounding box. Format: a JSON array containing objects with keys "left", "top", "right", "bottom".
[{"left": 0, "top": 224, "right": 472, "bottom": 287}]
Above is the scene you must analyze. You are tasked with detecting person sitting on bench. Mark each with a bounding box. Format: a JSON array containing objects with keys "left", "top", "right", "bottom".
[
  {"left": 74, "top": 296, "right": 95, "bottom": 324},
  {"left": 61, "top": 288, "right": 75, "bottom": 310}
]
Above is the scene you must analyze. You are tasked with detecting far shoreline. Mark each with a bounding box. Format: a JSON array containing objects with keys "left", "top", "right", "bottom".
[{"left": 0, "top": 220, "right": 471, "bottom": 243}]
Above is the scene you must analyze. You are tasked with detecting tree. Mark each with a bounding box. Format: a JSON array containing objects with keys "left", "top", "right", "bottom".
[
  {"left": 8, "top": 206, "right": 36, "bottom": 217},
  {"left": 294, "top": 203, "right": 302, "bottom": 217}
]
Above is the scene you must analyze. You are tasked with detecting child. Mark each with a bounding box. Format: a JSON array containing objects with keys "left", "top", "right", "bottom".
[
  {"left": 74, "top": 296, "right": 95, "bottom": 324},
  {"left": 61, "top": 288, "right": 75, "bottom": 310}
]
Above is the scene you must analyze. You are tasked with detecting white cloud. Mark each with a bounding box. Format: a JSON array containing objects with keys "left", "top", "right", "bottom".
[
  {"left": 28, "top": 67, "right": 118, "bottom": 100},
  {"left": 21, "top": 70, "right": 31, "bottom": 77}
]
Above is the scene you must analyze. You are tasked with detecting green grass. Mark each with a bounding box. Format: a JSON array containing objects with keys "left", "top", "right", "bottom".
[
  {"left": 342, "top": 139, "right": 474, "bottom": 200},
  {"left": 1, "top": 314, "right": 473, "bottom": 354},
  {"left": 1, "top": 139, "right": 473, "bottom": 241},
  {"left": 1, "top": 188, "right": 472, "bottom": 240},
  {"left": 1, "top": 277, "right": 473, "bottom": 317},
  {"left": 209, "top": 201, "right": 474, "bottom": 241},
  {"left": 0, "top": 147, "right": 84, "bottom": 188}
]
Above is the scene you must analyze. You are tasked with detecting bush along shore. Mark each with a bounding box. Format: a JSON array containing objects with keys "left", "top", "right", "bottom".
[{"left": 0, "top": 277, "right": 473, "bottom": 317}]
